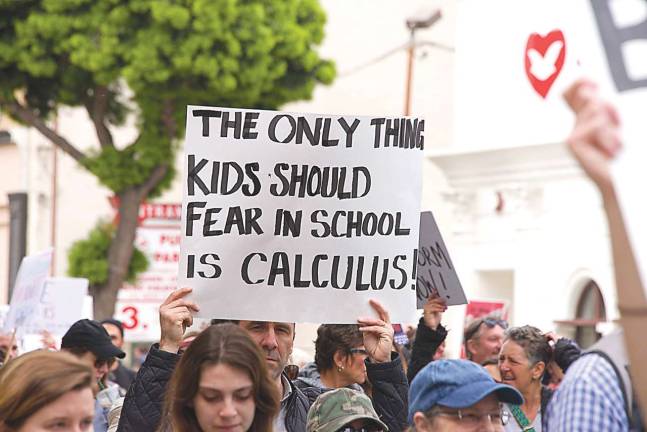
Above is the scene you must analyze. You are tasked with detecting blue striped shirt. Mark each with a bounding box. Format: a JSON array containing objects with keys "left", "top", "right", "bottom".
[{"left": 545, "top": 353, "right": 628, "bottom": 431}]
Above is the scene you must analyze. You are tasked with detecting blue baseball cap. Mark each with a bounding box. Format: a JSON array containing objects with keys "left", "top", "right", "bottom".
[{"left": 408, "top": 359, "right": 523, "bottom": 423}]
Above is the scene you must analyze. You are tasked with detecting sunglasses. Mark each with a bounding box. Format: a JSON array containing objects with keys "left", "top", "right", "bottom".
[
  {"left": 465, "top": 318, "right": 508, "bottom": 342},
  {"left": 349, "top": 348, "right": 368, "bottom": 356}
]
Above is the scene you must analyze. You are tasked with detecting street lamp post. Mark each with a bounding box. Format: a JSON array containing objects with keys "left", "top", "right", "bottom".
[{"left": 404, "top": 10, "right": 442, "bottom": 116}]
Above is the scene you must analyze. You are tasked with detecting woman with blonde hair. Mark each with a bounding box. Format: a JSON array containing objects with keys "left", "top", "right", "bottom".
[
  {"left": 162, "top": 323, "right": 280, "bottom": 432},
  {"left": 0, "top": 350, "right": 95, "bottom": 431}
]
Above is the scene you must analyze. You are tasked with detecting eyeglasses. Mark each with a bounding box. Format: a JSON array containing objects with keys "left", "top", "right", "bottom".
[
  {"left": 433, "top": 407, "right": 510, "bottom": 426},
  {"left": 464, "top": 318, "right": 508, "bottom": 342},
  {"left": 349, "top": 348, "right": 368, "bottom": 356}
]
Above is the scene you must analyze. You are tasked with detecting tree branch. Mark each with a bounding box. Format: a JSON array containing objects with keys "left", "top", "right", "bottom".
[
  {"left": 3, "top": 97, "right": 86, "bottom": 162},
  {"left": 162, "top": 98, "right": 177, "bottom": 140},
  {"left": 84, "top": 85, "right": 114, "bottom": 148},
  {"left": 137, "top": 164, "right": 169, "bottom": 199}
]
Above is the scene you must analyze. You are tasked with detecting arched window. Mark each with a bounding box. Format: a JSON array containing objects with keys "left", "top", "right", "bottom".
[
  {"left": 574, "top": 280, "right": 606, "bottom": 348},
  {"left": 554, "top": 279, "right": 607, "bottom": 349}
]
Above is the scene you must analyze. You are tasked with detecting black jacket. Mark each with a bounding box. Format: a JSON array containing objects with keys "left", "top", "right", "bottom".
[
  {"left": 116, "top": 344, "right": 177, "bottom": 432},
  {"left": 407, "top": 318, "right": 448, "bottom": 383},
  {"left": 368, "top": 352, "right": 409, "bottom": 432}
]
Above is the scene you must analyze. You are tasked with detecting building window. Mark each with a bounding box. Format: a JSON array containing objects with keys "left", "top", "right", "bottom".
[
  {"left": 574, "top": 280, "right": 606, "bottom": 348},
  {"left": 554, "top": 279, "right": 606, "bottom": 349}
]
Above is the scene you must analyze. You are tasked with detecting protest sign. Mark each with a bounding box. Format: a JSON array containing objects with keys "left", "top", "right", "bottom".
[
  {"left": 180, "top": 107, "right": 424, "bottom": 323},
  {"left": 115, "top": 202, "right": 181, "bottom": 341},
  {"left": 465, "top": 299, "right": 508, "bottom": 323},
  {"left": 456, "top": 0, "right": 647, "bottom": 295},
  {"left": 31, "top": 277, "right": 88, "bottom": 336},
  {"left": 416, "top": 211, "right": 467, "bottom": 308},
  {"left": 3, "top": 249, "right": 52, "bottom": 335}
]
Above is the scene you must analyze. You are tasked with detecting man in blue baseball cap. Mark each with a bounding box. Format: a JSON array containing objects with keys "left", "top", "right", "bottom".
[{"left": 408, "top": 359, "right": 523, "bottom": 432}]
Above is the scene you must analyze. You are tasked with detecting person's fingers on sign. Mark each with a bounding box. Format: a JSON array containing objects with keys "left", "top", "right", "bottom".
[
  {"left": 357, "top": 299, "right": 395, "bottom": 363},
  {"left": 159, "top": 287, "right": 200, "bottom": 354},
  {"left": 423, "top": 296, "right": 447, "bottom": 331},
  {"left": 563, "top": 78, "right": 622, "bottom": 196}
]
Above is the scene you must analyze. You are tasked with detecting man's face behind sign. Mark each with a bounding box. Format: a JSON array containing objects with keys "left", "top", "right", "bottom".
[{"left": 238, "top": 321, "right": 294, "bottom": 380}]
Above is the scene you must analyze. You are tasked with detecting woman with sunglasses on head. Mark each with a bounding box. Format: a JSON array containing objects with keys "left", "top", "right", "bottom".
[
  {"left": 498, "top": 326, "right": 554, "bottom": 432},
  {"left": 160, "top": 323, "right": 280, "bottom": 432}
]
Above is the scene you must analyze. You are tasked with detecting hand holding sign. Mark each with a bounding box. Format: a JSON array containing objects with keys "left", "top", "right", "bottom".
[
  {"left": 358, "top": 299, "right": 395, "bottom": 364},
  {"left": 423, "top": 296, "right": 447, "bottom": 331},
  {"left": 159, "top": 287, "right": 200, "bottom": 354}
]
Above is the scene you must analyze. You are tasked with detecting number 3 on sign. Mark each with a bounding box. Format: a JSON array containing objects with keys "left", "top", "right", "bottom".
[{"left": 121, "top": 306, "right": 139, "bottom": 330}]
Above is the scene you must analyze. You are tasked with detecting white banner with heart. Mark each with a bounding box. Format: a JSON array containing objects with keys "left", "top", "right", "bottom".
[{"left": 456, "top": 0, "right": 647, "bottom": 296}]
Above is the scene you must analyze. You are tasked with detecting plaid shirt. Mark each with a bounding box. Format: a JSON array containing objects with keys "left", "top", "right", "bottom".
[{"left": 545, "top": 353, "right": 628, "bottom": 431}]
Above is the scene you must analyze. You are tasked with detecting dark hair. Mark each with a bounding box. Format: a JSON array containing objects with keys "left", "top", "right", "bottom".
[
  {"left": 463, "top": 316, "right": 508, "bottom": 360},
  {"left": 0, "top": 351, "right": 94, "bottom": 430},
  {"left": 504, "top": 325, "right": 552, "bottom": 367},
  {"left": 100, "top": 318, "right": 125, "bottom": 339},
  {"left": 162, "top": 323, "right": 280, "bottom": 432},
  {"left": 314, "top": 324, "right": 363, "bottom": 372}
]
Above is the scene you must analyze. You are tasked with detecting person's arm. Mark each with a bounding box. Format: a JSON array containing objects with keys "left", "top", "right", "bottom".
[
  {"left": 358, "top": 300, "right": 408, "bottom": 432},
  {"left": 407, "top": 296, "right": 447, "bottom": 383},
  {"left": 117, "top": 288, "right": 199, "bottom": 432},
  {"left": 564, "top": 79, "right": 647, "bottom": 416}
]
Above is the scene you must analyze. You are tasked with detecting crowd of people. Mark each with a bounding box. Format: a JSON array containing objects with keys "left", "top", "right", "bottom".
[{"left": 0, "top": 81, "right": 645, "bottom": 432}]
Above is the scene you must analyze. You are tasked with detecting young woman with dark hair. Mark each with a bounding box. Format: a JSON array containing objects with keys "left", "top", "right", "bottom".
[{"left": 161, "top": 323, "right": 280, "bottom": 432}]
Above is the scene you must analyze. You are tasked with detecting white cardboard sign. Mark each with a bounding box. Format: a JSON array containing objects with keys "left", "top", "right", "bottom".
[
  {"left": 416, "top": 211, "right": 467, "bottom": 308},
  {"left": 33, "top": 277, "right": 88, "bottom": 336},
  {"left": 3, "top": 249, "right": 52, "bottom": 335},
  {"left": 179, "top": 107, "right": 424, "bottom": 323},
  {"left": 456, "top": 0, "right": 647, "bottom": 294}
]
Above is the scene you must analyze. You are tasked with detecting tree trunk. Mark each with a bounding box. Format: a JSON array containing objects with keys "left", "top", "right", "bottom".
[{"left": 92, "top": 188, "right": 142, "bottom": 320}]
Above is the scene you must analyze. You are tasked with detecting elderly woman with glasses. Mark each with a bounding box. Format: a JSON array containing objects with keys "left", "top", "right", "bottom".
[{"left": 498, "top": 326, "right": 554, "bottom": 432}]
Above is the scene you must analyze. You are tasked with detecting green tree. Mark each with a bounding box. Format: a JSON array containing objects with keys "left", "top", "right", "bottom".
[{"left": 0, "top": 0, "right": 334, "bottom": 319}]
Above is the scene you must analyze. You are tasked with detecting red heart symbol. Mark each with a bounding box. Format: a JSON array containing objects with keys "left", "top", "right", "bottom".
[{"left": 524, "top": 30, "right": 566, "bottom": 98}]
